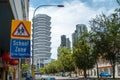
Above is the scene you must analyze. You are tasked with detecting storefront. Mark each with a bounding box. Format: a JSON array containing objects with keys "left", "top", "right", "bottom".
[
  {"left": 1, "top": 53, "right": 19, "bottom": 80},
  {"left": 0, "top": 62, "right": 4, "bottom": 80},
  {"left": 7, "top": 66, "right": 18, "bottom": 80}
]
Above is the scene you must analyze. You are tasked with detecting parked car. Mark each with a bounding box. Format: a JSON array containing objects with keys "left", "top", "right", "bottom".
[
  {"left": 40, "top": 76, "right": 56, "bottom": 80},
  {"left": 99, "top": 72, "right": 111, "bottom": 77},
  {"left": 34, "top": 71, "right": 41, "bottom": 79},
  {"left": 26, "top": 75, "right": 33, "bottom": 80}
]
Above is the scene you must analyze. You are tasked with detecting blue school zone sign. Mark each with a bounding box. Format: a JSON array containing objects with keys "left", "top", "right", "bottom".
[{"left": 10, "top": 39, "right": 30, "bottom": 58}]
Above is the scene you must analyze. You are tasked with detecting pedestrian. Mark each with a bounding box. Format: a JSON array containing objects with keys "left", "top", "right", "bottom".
[{"left": 9, "top": 76, "right": 12, "bottom": 80}]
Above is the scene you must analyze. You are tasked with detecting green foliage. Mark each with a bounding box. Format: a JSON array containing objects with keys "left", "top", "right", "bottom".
[
  {"left": 58, "top": 47, "right": 75, "bottom": 72},
  {"left": 90, "top": 8, "right": 120, "bottom": 79},
  {"left": 42, "top": 60, "right": 64, "bottom": 74},
  {"left": 73, "top": 32, "right": 96, "bottom": 78},
  {"left": 45, "top": 61, "right": 57, "bottom": 74},
  {"left": 58, "top": 47, "right": 71, "bottom": 59},
  {"left": 39, "top": 68, "right": 44, "bottom": 74},
  {"left": 41, "top": 47, "right": 75, "bottom": 75},
  {"left": 22, "top": 63, "right": 30, "bottom": 72},
  {"left": 117, "top": 0, "right": 120, "bottom": 5}
]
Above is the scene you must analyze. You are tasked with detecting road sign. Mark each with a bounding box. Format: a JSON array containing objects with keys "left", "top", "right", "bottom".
[
  {"left": 12, "top": 22, "right": 30, "bottom": 37},
  {"left": 10, "top": 39, "right": 30, "bottom": 58},
  {"left": 11, "top": 20, "right": 31, "bottom": 39}
]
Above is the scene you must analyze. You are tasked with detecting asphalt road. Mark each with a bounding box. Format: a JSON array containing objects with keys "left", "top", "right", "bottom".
[
  {"left": 35, "top": 76, "right": 120, "bottom": 80},
  {"left": 34, "top": 75, "right": 120, "bottom": 80}
]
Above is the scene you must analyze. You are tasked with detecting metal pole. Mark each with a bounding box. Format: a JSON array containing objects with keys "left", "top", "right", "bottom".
[
  {"left": 18, "top": 59, "right": 21, "bottom": 80},
  {"left": 31, "top": 5, "right": 64, "bottom": 80}
]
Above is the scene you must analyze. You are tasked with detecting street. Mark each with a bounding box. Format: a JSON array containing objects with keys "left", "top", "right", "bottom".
[{"left": 34, "top": 76, "right": 120, "bottom": 80}]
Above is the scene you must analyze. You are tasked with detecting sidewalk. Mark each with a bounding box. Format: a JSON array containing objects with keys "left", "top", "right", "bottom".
[{"left": 22, "top": 78, "right": 26, "bottom": 80}]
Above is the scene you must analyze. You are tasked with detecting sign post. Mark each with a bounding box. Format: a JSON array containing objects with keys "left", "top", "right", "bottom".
[{"left": 10, "top": 20, "right": 31, "bottom": 80}]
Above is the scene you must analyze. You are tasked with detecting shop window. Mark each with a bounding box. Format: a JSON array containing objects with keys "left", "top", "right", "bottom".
[
  {"left": 0, "top": 58, "right": 2, "bottom": 63},
  {"left": 0, "top": 68, "right": 3, "bottom": 80}
]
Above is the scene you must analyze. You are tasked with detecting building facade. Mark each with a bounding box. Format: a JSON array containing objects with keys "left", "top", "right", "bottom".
[
  {"left": 60, "top": 35, "right": 66, "bottom": 47},
  {"left": 57, "top": 35, "right": 71, "bottom": 59},
  {"left": 72, "top": 24, "right": 88, "bottom": 45},
  {"left": 66, "top": 38, "right": 71, "bottom": 49},
  {"left": 60, "top": 35, "right": 71, "bottom": 48},
  {"left": 32, "top": 14, "right": 51, "bottom": 69},
  {"left": 0, "top": 0, "right": 29, "bottom": 80}
]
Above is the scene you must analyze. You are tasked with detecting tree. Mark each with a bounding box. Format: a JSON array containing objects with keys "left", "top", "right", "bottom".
[
  {"left": 58, "top": 47, "right": 75, "bottom": 76},
  {"left": 117, "top": 0, "right": 120, "bottom": 5},
  {"left": 54, "top": 60, "right": 64, "bottom": 73},
  {"left": 90, "top": 8, "right": 120, "bottom": 78},
  {"left": 42, "top": 60, "right": 63, "bottom": 74},
  {"left": 22, "top": 63, "right": 30, "bottom": 72},
  {"left": 73, "top": 32, "right": 96, "bottom": 78},
  {"left": 39, "top": 68, "right": 44, "bottom": 74},
  {"left": 89, "top": 32, "right": 103, "bottom": 78},
  {"left": 45, "top": 61, "right": 57, "bottom": 74}
]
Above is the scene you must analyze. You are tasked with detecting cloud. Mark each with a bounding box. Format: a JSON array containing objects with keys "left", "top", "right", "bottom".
[
  {"left": 29, "top": 0, "right": 116, "bottom": 59},
  {"left": 92, "top": 0, "right": 106, "bottom": 3}
]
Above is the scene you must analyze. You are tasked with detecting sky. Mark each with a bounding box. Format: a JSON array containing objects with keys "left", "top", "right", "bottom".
[{"left": 29, "top": 0, "right": 119, "bottom": 59}]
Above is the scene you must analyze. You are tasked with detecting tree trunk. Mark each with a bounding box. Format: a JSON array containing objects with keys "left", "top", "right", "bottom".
[
  {"left": 69, "top": 72, "right": 72, "bottom": 77},
  {"left": 84, "top": 69, "right": 87, "bottom": 78},
  {"left": 96, "top": 63, "right": 99, "bottom": 78},
  {"left": 111, "top": 54, "right": 116, "bottom": 79},
  {"left": 75, "top": 71, "right": 77, "bottom": 77},
  {"left": 112, "top": 61, "right": 115, "bottom": 79}
]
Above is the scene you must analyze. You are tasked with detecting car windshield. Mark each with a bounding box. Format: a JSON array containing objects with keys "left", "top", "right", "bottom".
[{"left": 102, "top": 72, "right": 109, "bottom": 74}]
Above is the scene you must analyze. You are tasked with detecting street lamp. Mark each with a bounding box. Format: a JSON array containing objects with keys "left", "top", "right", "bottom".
[
  {"left": 33, "top": 5, "right": 64, "bottom": 19},
  {"left": 32, "top": 4, "right": 64, "bottom": 79}
]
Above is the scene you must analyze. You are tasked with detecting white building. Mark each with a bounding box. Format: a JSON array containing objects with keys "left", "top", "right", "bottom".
[
  {"left": 32, "top": 14, "right": 51, "bottom": 69},
  {"left": 9, "top": 0, "right": 29, "bottom": 20}
]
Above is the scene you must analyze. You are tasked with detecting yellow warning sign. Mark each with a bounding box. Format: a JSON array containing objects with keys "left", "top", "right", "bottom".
[{"left": 11, "top": 20, "right": 31, "bottom": 39}]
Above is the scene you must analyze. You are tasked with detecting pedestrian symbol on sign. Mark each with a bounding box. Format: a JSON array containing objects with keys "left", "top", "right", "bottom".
[{"left": 12, "top": 22, "right": 30, "bottom": 37}]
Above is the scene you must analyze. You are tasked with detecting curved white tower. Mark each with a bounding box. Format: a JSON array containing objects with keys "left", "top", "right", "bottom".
[{"left": 32, "top": 14, "right": 51, "bottom": 68}]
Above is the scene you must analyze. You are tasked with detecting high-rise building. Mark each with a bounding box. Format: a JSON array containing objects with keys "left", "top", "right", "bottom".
[
  {"left": 72, "top": 24, "right": 88, "bottom": 45},
  {"left": 57, "top": 35, "right": 71, "bottom": 59},
  {"left": 60, "top": 35, "right": 71, "bottom": 48},
  {"left": 32, "top": 14, "right": 51, "bottom": 68},
  {"left": 66, "top": 38, "right": 71, "bottom": 49},
  {"left": 60, "top": 35, "right": 66, "bottom": 47}
]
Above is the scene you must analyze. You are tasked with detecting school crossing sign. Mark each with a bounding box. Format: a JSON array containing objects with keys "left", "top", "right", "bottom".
[
  {"left": 12, "top": 22, "right": 30, "bottom": 38},
  {"left": 11, "top": 20, "right": 31, "bottom": 39},
  {"left": 10, "top": 20, "right": 31, "bottom": 58}
]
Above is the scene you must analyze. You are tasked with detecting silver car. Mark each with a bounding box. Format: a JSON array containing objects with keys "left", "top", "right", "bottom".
[{"left": 40, "top": 77, "right": 56, "bottom": 80}]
